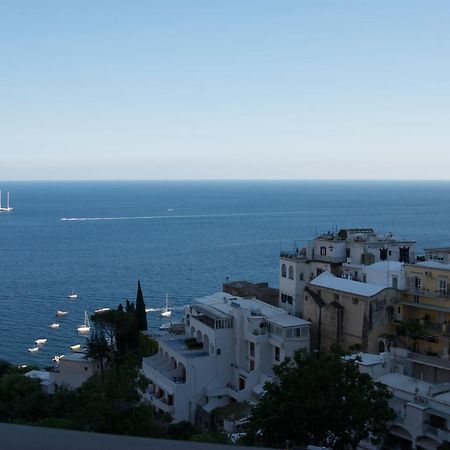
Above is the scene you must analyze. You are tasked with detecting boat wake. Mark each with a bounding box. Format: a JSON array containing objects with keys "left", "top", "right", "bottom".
[{"left": 60, "top": 210, "right": 306, "bottom": 222}]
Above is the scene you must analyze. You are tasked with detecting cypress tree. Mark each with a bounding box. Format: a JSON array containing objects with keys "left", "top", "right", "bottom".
[{"left": 135, "top": 280, "right": 148, "bottom": 331}]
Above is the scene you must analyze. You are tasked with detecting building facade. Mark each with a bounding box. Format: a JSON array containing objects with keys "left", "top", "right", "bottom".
[{"left": 141, "top": 292, "right": 310, "bottom": 424}]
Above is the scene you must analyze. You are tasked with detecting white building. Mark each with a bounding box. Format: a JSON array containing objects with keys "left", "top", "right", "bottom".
[
  {"left": 279, "top": 228, "right": 415, "bottom": 317},
  {"left": 348, "top": 349, "right": 450, "bottom": 450},
  {"left": 141, "top": 292, "right": 310, "bottom": 424},
  {"left": 50, "top": 353, "right": 102, "bottom": 389}
]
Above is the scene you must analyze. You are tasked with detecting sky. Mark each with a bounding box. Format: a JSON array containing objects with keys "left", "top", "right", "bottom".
[{"left": 0, "top": 1, "right": 449, "bottom": 180}]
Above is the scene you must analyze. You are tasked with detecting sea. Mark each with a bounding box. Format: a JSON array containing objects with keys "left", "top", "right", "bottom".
[{"left": 1, "top": 180, "right": 449, "bottom": 366}]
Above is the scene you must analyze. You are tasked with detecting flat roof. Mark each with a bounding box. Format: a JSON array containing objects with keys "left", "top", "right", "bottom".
[
  {"left": 0, "top": 423, "right": 267, "bottom": 450},
  {"left": 344, "top": 353, "right": 385, "bottom": 366},
  {"left": 267, "top": 314, "right": 309, "bottom": 327},
  {"left": 309, "top": 271, "right": 386, "bottom": 297},
  {"left": 378, "top": 372, "right": 434, "bottom": 396},
  {"left": 414, "top": 260, "right": 450, "bottom": 270},
  {"left": 367, "top": 261, "right": 404, "bottom": 271},
  {"left": 425, "top": 247, "right": 450, "bottom": 252},
  {"left": 25, "top": 370, "right": 51, "bottom": 381}
]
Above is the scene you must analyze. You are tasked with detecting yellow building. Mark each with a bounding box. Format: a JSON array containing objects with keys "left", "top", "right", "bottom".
[{"left": 398, "top": 259, "right": 450, "bottom": 361}]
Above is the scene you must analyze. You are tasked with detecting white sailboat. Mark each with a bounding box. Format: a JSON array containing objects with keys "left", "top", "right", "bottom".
[
  {"left": 68, "top": 290, "right": 77, "bottom": 299},
  {"left": 0, "top": 191, "right": 13, "bottom": 212},
  {"left": 77, "top": 310, "right": 91, "bottom": 333},
  {"left": 160, "top": 294, "right": 172, "bottom": 317}
]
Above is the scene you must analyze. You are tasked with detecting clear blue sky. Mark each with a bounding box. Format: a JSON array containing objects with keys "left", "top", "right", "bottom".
[{"left": 1, "top": 1, "right": 449, "bottom": 180}]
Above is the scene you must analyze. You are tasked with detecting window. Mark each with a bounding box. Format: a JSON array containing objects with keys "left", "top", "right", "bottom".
[
  {"left": 299, "top": 272, "right": 304, "bottom": 281},
  {"left": 249, "top": 359, "right": 255, "bottom": 371},
  {"left": 250, "top": 342, "right": 255, "bottom": 357},
  {"left": 320, "top": 246, "right": 327, "bottom": 256},
  {"left": 392, "top": 276, "right": 398, "bottom": 289},
  {"left": 439, "top": 279, "right": 448, "bottom": 296},
  {"left": 216, "top": 349, "right": 221, "bottom": 355},
  {"left": 334, "top": 294, "right": 339, "bottom": 301},
  {"left": 380, "top": 248, "right": 388, "bottom": 261},
  {"left": 288, "top": 266, "right": 294, "bottom": 280},
  {"left": 346, "top": 248, "right": 351, "bottom": 258},
  {"left": 281, "top": 293, "right": 293, "bottom": 304},
  {"left": 275, "top": 346, "right": 280, "bottom": 362},
  {"left": 281, "top": 264, "right": 287, "bottom": 278},
  {"left": 362, "top": 274, "right": 367, "bottom": 283},
  {"left": 352, "top": 297, "right": 359, "bottom": 305},
  {"left": 397, "top": 306, "right": 401, "bottom": 314},
  {"left": 399, "top": 247, "right": 410, "bottom": 263}
]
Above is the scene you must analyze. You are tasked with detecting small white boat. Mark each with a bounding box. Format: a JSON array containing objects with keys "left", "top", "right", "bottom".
[
  {"left": 160, "top": 294, "right": 172, "bottom": 318},
  {"left": 68, "top": 291, "right": 77, "bottom": 299},
  {"left": 159, "top": 322, "right": 171, "bottom": 331},
  {"left": 94, "top": 307, "right": 110, "bottom": 313},
  {"left": 50, "top": 323, "right": 60, "bottom": 329},
  {"left": 77, "top": 310, "right": 90, "bottom": 333},
  {"left": 56, "top": 310, "right": 68, "bottom": 317},
  {"left": 53, "top": 354, "right": 65, "bottom": 363},
  {"left": 70, "top": 343, "right": 81, "bottom": 351},
  {"left": 35, "top": 338, "right": 47, "bottom": 345},
  {"left": 28, "top": 347, "right": 39, "bottom": 352}
]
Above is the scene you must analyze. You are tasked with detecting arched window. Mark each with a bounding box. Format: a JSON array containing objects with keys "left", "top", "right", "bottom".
[
  {"left": 288, "top": 266, "right": 294, "bottom": 280},
  {"left": 281, "top": 264, "right": 287, "bottom": 278}
]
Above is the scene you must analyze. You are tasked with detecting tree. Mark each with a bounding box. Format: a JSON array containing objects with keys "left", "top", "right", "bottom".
[
  {"left": 243, "top": 350, "right": 394, "bottom": 449},
  {"left": 86, "top": 332, "right": 110, "bottom": 375},
  {"left": 135, "top": 280, "right": 148, "bottom": 331}
]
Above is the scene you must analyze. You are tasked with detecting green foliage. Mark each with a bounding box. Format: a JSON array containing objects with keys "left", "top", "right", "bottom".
[
  {"left": 86, "top": 332, "right": 110, "bottom": 374},
  {"left": 139, "top": 332, "right": 158, "bottom": 357},
  {"left": 0, "top": 374, "right": 49, "bottom": 422},
  {"left": 135, "top": 280, "right": 148, "bottom": 331},
  {"left": 243, "top": 349, "right": 394, "bottom": 450},
  {"left": 168, "top": 421, "right": 200, "bottom": 441}
]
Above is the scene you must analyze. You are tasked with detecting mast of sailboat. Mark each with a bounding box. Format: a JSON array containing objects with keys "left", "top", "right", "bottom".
[
  {"left": 0, "top": 190, "right": 2, "bottom": 209},
  {"left": 166, "top": 293, "right": 169, "bottom": 310},
  {"left": 7, "top": 192, "right": 9, "bottom": 209}
]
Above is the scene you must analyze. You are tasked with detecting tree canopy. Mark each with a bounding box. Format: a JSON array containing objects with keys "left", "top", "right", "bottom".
[
  {"left": 135, "top": 280, "right": 148, "bottom": 331},
  {"left": 242, "top": 350, "right": 394, "bottom": 449}
]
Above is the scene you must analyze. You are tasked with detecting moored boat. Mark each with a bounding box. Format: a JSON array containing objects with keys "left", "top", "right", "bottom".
[
  {"left": 68, "top": 291, "right": 77, "bottom": 299},
  {"left": 56, "top": 310, "right": 68, "bottom": 317},
  {"left": 28, "top": 347, "right": 39, "bottom": 352},
  {"left": 70, "top": 343, "right": 81, "bottom": 351},
  {"left": 160, "top": 294, "right": 172, "bottom": 317},
  {"left": 77, "top": 310, "right": 90, "bottom": 333},
  {"left": 50, "top": 323, "right": 60, "bottom": 328},
  {"left": 35, "top": 338, "right": 47, "bottom": 345}
]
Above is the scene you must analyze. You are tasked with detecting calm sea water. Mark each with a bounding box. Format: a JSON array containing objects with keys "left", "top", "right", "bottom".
[{"left": 1, "top": 180, "right": 449, "bottom": 366}]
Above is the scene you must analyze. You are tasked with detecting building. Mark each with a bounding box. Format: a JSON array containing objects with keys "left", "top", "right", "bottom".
[
  {"left": 348, "top": 349, "right": 450, "bottom": 450},
  {"left": 141, "top": 292, "right": 310, "bottom": 424},
  {"left": 50, "top": 353, "right": 102, "bottom": 389},
  {"left": 279, "top": 228, "right": 415, "bottom": 317},
  {"left": 222, "top": 280, "right": 279, "bottom": 307},
  {"left": 395, "top": 258, "right": 450, "bottom": 374},
  {"left": 304, "top": 271, "right": 400, "bottom": 353}
]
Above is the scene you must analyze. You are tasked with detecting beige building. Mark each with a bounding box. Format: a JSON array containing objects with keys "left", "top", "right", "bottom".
[
  {"left": 304, "top": 271, "right": 400, "bottom": 353},
  {"left": 396, "top": 257, "right": 450, "bottom": 366}
]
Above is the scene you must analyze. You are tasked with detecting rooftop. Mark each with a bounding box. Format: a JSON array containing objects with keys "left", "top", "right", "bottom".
[
  {"left": 426, "top": 247, "right": 450, "bottom": 253},
  {"left": 414, "top": 260, "right": 450, "bottom": 270},
  {"left": 309, "top": 271, "right": 386, "bottom": 297},
  {"left": 367, "top": 261, "right": 405, "bottom": 271}
]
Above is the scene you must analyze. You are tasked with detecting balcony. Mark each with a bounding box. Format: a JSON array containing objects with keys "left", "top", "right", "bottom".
[
  {"left": 146, "top": 394, "right": 175, "bottom": 414},
  {"left": 280, "top": 251, "right": 307, "bottom": 261},
  {"left": 405, "top": 287, "right": 450, "bottom": 301}
]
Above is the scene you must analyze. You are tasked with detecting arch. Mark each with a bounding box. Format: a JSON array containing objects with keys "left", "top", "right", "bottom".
[
  {"left": 378, "top": 340, "right": 386, "bottom": 353},
  {"left": 196, "top": 330, "right": 203, "bottom": 343},
  {"left": 203, "top": 334, "right": 210, "bottom": 352},
  {"left": 190, "top": 326, "right": 195, "bottom": 337},
  {"left": 416, "top": 436, "right": 439, "bottom": 450},
  {"left": 288, "top": 266, "right": 294, "bottom": 280},
  {"left": 176, "top": 362, "right": 186, "bottom": 382},
  {"left": 389, "top": 425, "right": 412, "bottom": 441},
  {"left": 169, "top": 356, "right": 177, "bottom": 370},
  {"left": 281, "top": 264, "right": 287, "bottom": 278}
]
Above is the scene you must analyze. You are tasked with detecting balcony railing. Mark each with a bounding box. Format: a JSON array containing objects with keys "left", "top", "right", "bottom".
[{"left": 405, "top": 287, "right": 450, "bottom": 300}]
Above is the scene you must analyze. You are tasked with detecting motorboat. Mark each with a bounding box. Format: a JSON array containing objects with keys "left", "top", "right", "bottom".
[
  {"left": 70, "top": 343, "right": 81, "bottom": 351},
  {"left": 77, "top": 310, "right": 90, "bottom": 333},
  {"left": 94, "top": 307, "right": 110, "bottom": 314},
  {"left": 53, "top": 355, "right": 65, "bottom": 363},
  {"left": 68, "top": 291, "right": 77, "bottom": 299},
  {"left": 50, "top": 323, "right": 60, "bottom": 329},
  {"left": 28, "top": 347, "right": 39, "bottom": 352},
  {"left": 159, "top": 322, "right": 171, "bottom": 331},
  {"left": 160, "top": 294, "right": 172, "bottom": 318},
  {"left": 56, "top": 310, "right": 68, "bottom": 317},
  {"left": 35, "top": 338, "right": 47, "bottom": 345}
]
